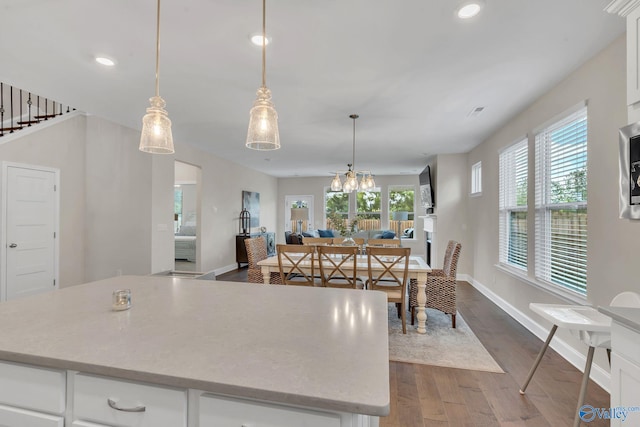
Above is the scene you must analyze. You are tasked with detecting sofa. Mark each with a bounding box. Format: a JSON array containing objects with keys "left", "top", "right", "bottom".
[{"left": 293, "top": 229, "right": 399, "bottom": 245}]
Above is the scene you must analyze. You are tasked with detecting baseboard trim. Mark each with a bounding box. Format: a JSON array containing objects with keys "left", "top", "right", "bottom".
[
  {"left": 214, "top": 263, "right": 239, "bottom": 277},
  {"left": 467, "top": 276, "right": 610, "bottom": 393}
]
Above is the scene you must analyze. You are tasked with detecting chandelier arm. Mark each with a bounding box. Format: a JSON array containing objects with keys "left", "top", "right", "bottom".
[
  {"left": 262, "top": 0, "right": 266, "bottom": 88},
  {"left": 155, "top": 0, "right": 161, "bottom": 97}
]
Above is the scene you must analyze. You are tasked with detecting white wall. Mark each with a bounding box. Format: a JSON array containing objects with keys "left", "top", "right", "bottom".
[
  {"left": 431, "top": 154, "right": 471, "bottom": 275},
  {"left": 0, "top": 113, "right": 87, "bottom": 287},
  {"left": 0, "top": 112, "right": 279, "bottom": 283},
  {"left": 174, "top": 143, "right": 278, "bottom": 273},
  {"left": 467, "top": 35, "right": 628, "bottom": 376}
]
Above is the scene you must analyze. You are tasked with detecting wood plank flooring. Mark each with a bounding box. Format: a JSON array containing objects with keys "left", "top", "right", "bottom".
[{"left": 216, "top": 269, "right": 610, "bottom": 427}]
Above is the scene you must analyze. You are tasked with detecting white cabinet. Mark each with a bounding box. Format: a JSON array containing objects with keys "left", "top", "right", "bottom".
[
  {"left": 0, "top": 361, "right": 65, "bottom": 426},
  {"left": 199, "top": 394, "right": 342, "bottom": 427},
  {"left": 629, "top": 7, "right": 640, "bottom": 109},
  {"left": 0, "top": 404, "right": 63, "bottom": 427},
  {"left": 609, "top": 322, "right": 640, "bottom": 427},
  {"left": 71, "top": 373, "right": 187, "bottom": 427},
  {"left": 0, "top": 361, "right": 377, "bottom": 427}
]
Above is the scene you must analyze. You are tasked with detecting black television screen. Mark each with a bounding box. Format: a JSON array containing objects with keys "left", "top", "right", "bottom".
[{"left": 419, "top": 165, "right": 434, "bottom": 211}]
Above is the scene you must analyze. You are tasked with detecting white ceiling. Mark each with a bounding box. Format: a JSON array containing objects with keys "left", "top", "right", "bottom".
[{"left": 0, "top": 0, "right": 625, "bottom": 178}]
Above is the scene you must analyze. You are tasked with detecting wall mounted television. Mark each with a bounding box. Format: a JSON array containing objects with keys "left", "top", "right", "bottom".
[{"left": 419, "top": 165, "right": 434, "bottom": 213}]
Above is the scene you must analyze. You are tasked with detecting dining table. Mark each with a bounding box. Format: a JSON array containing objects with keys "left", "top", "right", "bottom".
[{"left": 258, "top": 252, "right": 432, "bottom": 333}]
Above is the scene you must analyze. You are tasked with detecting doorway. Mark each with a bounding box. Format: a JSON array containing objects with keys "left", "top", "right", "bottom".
[
  {"left": 284, "top": 195, "right": 314, "bottom": 234},
  {"left": 174, "top": 161, "right": 201, "bottom": 271},
  {"left": 1, "top": 162, "right": 59, "bottom": 301}
]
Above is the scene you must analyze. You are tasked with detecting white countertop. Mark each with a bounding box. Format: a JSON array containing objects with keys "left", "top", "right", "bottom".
[
  {"left": 598, "top": 306, "right": 640, "bottom": 333},
  {"left": 0, "top": 275, "right": 390, "bottom": 416}
]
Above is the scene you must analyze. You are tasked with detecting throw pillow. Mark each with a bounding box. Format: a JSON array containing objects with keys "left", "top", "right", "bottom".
[
  {"left": 301, "top": 231, "right": 315, "bottom": 237},
  {"left": 381, "top": 230, "right": 396, "bottom": 239},
  {"left": 318, "top": 229, "right": 334, "bottom": 238}
]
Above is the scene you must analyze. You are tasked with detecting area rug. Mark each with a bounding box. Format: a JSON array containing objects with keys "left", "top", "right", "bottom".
[{"left": 388, "top": 307, "right": 504, "bottom": 373}]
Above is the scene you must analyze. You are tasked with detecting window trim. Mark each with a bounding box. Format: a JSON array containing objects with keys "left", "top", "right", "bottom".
[
  {"left": 388, "top": 184, "right": 417, "bottom": 240},
  {"left": 470, "top": 161, "right": 482, "bottom": 196},
  {"left": 534, "top": 104, "right": 588, "bottom": 296},
  {"left": 498, "top": 138, "right": 528, "bottom": 271}
]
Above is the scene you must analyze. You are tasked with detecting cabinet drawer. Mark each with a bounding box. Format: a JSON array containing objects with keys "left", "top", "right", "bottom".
[
  {"left": 0, "top": 403, "right": 64, "bottom": 427},
  {"left": 72, "top": 373, "right": 187, "bottom": 427},
  {"left": 199, "top": 394, "right": 341, "bottom": 427},
  {"left": 0, "top": 361, "right": 65, "bottom": 414}
]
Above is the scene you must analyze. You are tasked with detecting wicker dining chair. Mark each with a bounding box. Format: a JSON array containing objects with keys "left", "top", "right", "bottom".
[
  {"left": 276, "top": 244, "right": 318, "bottom": 286},
  {"left": 317, "top": 245, "right": 362, "bottom": 289},
  {"left": 366, "top": 246, "right": 411, "bottom": 334},
  {"left": 245, "top": 237, "right": 282, "bottom": 284},
  {"left": 410, "top": 240, "right": 461, "bottom": 328}
]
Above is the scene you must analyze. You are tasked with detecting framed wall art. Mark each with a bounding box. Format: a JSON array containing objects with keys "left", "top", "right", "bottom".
[{"left": 242, "top": 190, "right": 260, "bottom": 227}]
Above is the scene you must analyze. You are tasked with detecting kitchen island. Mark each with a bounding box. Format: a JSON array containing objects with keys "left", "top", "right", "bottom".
[{"left": 0, "top": 275, "right": 390, "bottom": 426}]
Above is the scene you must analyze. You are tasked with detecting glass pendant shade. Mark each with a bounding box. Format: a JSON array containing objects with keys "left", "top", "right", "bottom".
[
  {"left": 246, "top": 86, "right": 280, "bottom": 150},
  {"left": 331, "top": 173, "right": 343, "bottom": 191},
  {"left": 360, "top": 175, "right": 369, "bottom": 190},
  {"left": 344, "top": 171, "right": 359, "bottom": 193},
  {"left": 139, "top": 96, "right": 174, "bottom": 154},
  {"left": 366, "top": 174, "right": 376, "bottom": 189}
]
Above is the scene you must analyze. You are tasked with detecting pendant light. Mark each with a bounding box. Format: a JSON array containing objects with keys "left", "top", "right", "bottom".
[
  {"left": 330, "top": 114, "right": 376, "bottom": 192},
  {"left": 246, "top": 0, "right": 280, "bottom": 150},
  {"left": 139, "top": 0, "right": 174, "bottom": 154}
]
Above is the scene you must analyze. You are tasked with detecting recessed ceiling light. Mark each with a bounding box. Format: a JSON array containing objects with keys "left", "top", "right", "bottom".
[
  {"left": 95, "top": 56, "right": 116, "bottom": 67},
  {"left": 456, "top": 1, "right": 483, "bottom": 19},
  {"left": 250, "top": 34, "right": 270, "bottom": 46}
]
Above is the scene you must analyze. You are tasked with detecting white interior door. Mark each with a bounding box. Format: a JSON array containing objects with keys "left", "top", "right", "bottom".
[
  {"left": 284, "top": 195, "right": 314, "bottom": 233},
  {"left": 2, "top": 163, "right": 59, "bottom": 301}
]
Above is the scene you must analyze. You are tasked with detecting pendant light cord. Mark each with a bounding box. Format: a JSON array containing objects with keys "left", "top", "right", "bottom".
[
  {"left": 155, "top": 0, "right": 161, "bottom": 97},
  {"left": 351, "top": 114, "right": 358, "bottom": 172},
  {"left": 262, "top": 0, "right": 267, "bottom": 88}
]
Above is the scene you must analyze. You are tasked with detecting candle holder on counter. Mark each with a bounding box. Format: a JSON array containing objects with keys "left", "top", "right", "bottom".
[{"left": 112, "top": 289, "right": 132, "bottom": 311}]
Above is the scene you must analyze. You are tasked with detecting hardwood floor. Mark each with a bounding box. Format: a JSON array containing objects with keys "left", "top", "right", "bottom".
[{"left": 216, "top": 269, "right": 610, "bottom": 427}]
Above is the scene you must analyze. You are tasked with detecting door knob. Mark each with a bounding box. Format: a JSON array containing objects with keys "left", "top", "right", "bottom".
[{"left": 8, "top": 243, "right": 17, "bottom": 248}]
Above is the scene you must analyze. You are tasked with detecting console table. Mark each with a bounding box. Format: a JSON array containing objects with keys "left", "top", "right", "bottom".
[{"left": 236, "top": 232, "right": 275, "bottom": 268}]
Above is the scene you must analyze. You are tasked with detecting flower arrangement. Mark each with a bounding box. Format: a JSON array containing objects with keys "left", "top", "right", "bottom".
[{"left": 327, "top": 211, "right": 359, "bottom": 237}]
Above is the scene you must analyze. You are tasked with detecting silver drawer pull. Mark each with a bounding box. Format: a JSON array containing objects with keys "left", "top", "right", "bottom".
[{"left": 107, "top": 397, "right": 146, "bottom": 412}]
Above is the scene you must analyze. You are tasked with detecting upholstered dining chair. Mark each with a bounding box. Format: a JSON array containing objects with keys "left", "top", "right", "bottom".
[
  {"left": 366, "top": 246, "right": 411, "bottom": 334},
  {"left": 317, "top": 245, "right": 362, "bottom": 289},
  {"left": 410, "top": 240, "right": 461, "bottom": 328},
  {"left": 245, "top": 237, "right": 282, "bottom": 284},
  {"left": 276, "top": 244, "right": 318, "bottom": 286}
]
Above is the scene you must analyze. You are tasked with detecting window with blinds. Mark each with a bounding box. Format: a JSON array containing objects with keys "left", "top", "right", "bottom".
[
  {"left": 534, "top": 106, "right": 587, "bottom": 295},
  {"left": 499, "top": 139, "right": 528, "bottom": 270}
]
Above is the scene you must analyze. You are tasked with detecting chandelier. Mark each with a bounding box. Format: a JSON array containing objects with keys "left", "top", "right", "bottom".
[
  {"left": 246, "top": 0, "right": 280, "bottom": 150},
  {"left": 330, "top": 114, "right": 375, "bottom": 193},
  {"left": 139, "top": 0, "right": 174, "bottom": 154}
]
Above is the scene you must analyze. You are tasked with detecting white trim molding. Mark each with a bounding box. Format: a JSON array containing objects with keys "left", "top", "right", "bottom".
[
  {"left": 468, "top": 276, "right": 611, "bottom": 393},
  {"left": 605, "top": 0, "right": 640, "bottom": 16}
]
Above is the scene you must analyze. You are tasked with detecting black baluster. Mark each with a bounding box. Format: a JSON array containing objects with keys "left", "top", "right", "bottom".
[
  {"left": 27, "top": 93, "right": 32, "bottom": 126},
  {"left": 0, "top": 82, "right": 4, "bottom": 137},
  {"left": 10, "top": 86, "right": 14, "bottom": 133}
]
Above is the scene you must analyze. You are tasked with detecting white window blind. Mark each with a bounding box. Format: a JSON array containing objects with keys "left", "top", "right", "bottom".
[
  {"left": 471, "top": 161, "right": 482, "bottom": 194},
  {"left": 534, "top": 106, "right": 587, "bottom": 295},
  {"left": 499, "top": 139, "right": 528, "bottom": 269}
]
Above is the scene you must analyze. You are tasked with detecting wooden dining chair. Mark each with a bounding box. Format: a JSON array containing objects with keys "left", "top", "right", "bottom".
[
  {"left": 367, "top": 238, "right": 401, "bottom": 247},
  {"left": 366, "top": 246, "right": 411, "bottom": 334},
  {"left": 245, "top": 237, "right": 282, "bottom": 284},
  {"left": 301, "top": 237, "right": 334, "bottom": 245},
  {"left": 276, "top": 244, "right": 317, "bottom": 286},
  {"left": 316, "top": 245, "right": 362, "bottom": 289},
  {"left": 331, "top": 237, "right": 365, "bottom": 246}
]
